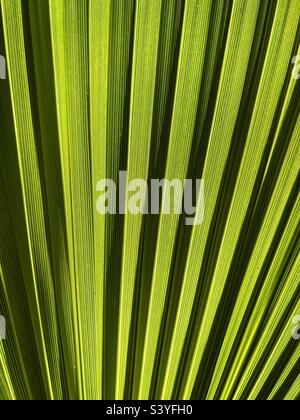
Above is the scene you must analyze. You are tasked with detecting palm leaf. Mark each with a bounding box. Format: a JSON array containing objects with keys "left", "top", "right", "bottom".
[{"left": 0, "top": 0, "right": 299, "bottom": 400}]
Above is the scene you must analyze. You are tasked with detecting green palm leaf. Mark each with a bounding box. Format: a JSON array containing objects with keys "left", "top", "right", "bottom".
[{"left": 0, "top": 0, "right": 299, "bottom": 400}]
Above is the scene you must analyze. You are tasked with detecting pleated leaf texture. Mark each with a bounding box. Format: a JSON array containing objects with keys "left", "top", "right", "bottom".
[{"left": 0, "top": 0, "right": 300, "bottom": 401}]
